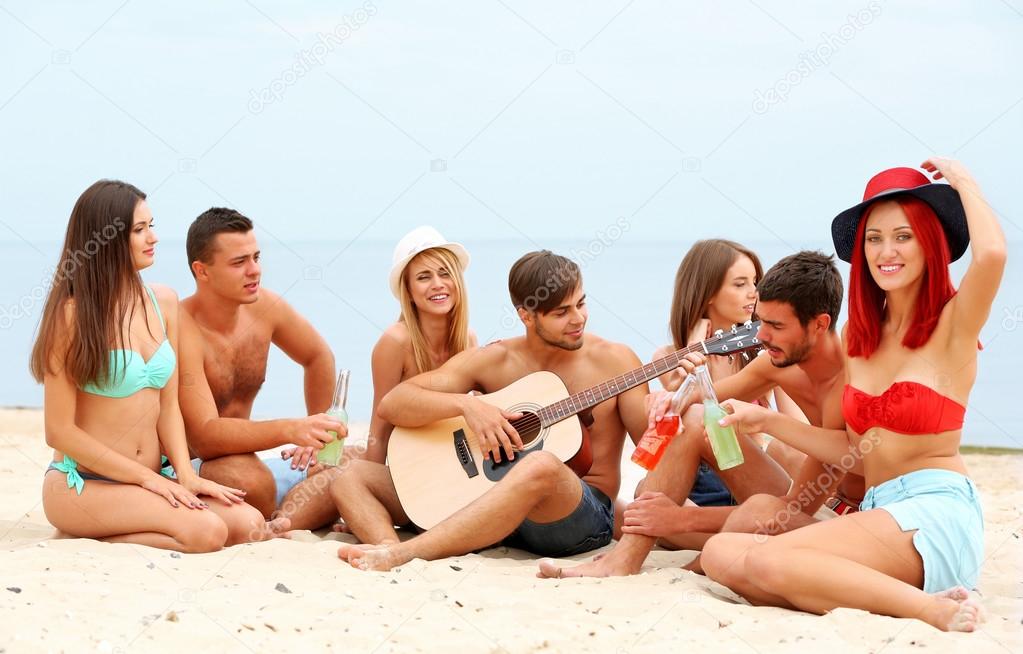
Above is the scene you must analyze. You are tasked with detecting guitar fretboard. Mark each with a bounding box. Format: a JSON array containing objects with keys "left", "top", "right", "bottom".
[{"left": 537, "top": 342, "right": 705, "bottom": 426}]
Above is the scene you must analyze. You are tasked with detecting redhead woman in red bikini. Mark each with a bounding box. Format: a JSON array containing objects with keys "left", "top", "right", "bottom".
[{"left": 698, "top": 157, "right": 1005, "bottom": 632}]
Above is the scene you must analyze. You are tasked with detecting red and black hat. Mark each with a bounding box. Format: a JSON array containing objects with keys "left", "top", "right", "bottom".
[{"left": 831, "top": 167, "right": 969, "bottom": 263}]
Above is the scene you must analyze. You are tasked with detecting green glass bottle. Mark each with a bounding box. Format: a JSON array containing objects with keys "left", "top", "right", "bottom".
[
  {"left": 693, "top": 365, "right": 744, "bottom": 470},
  {"left": 316, "top": 368, "right": 350, "bottom": 466}
]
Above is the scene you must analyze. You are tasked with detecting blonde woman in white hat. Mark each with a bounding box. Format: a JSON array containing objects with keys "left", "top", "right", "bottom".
[{"left": 365, "top": 226, "right": 475, "bottom": 462}]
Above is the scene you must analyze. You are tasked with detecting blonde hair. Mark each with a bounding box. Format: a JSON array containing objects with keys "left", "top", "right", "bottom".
[{"left": 397, "top": 247, "right": 470, "bottom": 374}]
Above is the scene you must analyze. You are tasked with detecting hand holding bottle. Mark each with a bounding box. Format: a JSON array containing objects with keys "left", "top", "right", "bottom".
[
  {"left": 693, "top": 365, "right": 744, "bottom": 470},
  {"left": 317, "top": 369, "right": 351, "bottom": 466},
  {"left": 633, "top": 375, "right": 696, "bottom": 470}
]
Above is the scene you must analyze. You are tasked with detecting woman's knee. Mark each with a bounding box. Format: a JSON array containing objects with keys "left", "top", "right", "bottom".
[
  {"left": 700, "top": 533, "right": 731, "bottom": 581},
  {"left": 222, "top": 503, "right": 268, "bottom": 546},
  {"left": 743, "top": 544, "right": 790, "bottom": 589},
  {"left": 701, "top": 533, "right": 754, "bottom": 585},
  {"left": 177, "top": 511, "right": 229, "bottom": 552}
]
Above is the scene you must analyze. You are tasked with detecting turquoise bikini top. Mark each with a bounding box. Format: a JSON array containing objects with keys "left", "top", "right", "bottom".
[{"left": 81, "top": 285, "right": 176, "bottom": 398}]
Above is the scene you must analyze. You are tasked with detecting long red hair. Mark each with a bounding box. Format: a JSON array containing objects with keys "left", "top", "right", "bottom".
[{"left": 846, "top": 196, "right": 956, "bottom": 358}]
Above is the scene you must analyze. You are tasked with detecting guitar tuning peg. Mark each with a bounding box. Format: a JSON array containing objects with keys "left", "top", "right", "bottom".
[
  {"left": 742, "top": 352, "right": 751, "bottom": 362},
  {"left": 731, "top": 325, "right": 738, "bottom": 334},
  {"left": 713, "top": 329, "right": 724, "bottom": 337}
]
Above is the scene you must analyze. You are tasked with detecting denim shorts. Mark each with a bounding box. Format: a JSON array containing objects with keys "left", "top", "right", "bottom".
[
  {"left": 260, "top": 456, "right": 309, "bottom": 507},
  {"left": 861, "top": 468, "right": 984, "bottom": 593},
  {"left": 503, "top": 480, "right": 614, "bottom": 558},
  {"left": 163, "top": 456, "right": 306, "bottom": 508},
  {"left": 688, "top": 462, "right": 737, "bottom": 507}
]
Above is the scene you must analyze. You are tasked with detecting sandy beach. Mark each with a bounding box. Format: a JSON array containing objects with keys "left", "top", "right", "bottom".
[{"left": 1, "top": 407, "right": 1020, "bottom": 653}]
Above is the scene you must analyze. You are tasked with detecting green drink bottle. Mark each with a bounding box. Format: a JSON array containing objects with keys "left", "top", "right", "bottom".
[
  {"left": 693, "top": 364, "right": 744, "bottom": 470},
  {"left": 316, "top": 368, "right": 350, "bottom": 466}
]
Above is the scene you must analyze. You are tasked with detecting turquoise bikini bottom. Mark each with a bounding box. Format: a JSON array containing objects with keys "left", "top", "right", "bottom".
[{"left": 46, "top": 455, "right": 177, "bottom": 495}]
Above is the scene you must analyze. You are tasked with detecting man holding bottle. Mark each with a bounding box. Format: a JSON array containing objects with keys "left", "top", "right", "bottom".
[
  {"left": 541, "top": 250, "right": 862, "bottom": 579},
  {"left": 177, "top": 207, "right": 344, "bottom": 526}
]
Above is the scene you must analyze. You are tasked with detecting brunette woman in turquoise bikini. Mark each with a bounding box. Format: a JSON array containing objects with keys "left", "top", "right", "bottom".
[
  {"left": 33, "top": 180, "right": 285, "bottom": 551},
  {"left": 699, "top": 158, "right": 1004, "bottom": 632}
]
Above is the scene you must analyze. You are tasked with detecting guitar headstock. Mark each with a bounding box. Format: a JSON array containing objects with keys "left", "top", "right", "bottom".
[{"left": 703, "top": 321, "right": 762, "bottom": 356}]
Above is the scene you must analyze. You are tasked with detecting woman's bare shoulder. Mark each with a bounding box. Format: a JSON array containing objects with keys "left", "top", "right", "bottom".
[{"left": 375, "top": 322, "right": 412, "bottom": 354}]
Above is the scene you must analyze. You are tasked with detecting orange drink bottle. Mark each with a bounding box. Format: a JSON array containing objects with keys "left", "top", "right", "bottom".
[{"left": 632, "top": 374, "right": 697, "bottom": 470}]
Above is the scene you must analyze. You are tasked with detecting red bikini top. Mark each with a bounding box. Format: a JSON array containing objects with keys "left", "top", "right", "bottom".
[{"left": 842, "top": 381, "right": 965, "bottom": 435}]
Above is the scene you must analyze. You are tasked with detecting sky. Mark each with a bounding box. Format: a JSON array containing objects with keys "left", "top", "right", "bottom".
[
  {"left": 0, "top": 0, "right": 1021, "bottom": 249},
  {"left": 1, "top": 2, "right": 1022, "bottom": 444}
]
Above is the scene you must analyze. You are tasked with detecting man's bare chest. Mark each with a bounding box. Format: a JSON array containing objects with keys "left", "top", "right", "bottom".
[{"left": 201, "top": 329, "right": 272, "bottom": 412}]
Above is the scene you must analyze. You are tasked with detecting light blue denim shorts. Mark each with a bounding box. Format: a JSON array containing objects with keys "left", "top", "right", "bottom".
[
  {"left": 259, "top": 456, "right": 308, "bottom": 507},
  {"left": 860, "top": 469, "right": 984, "bottom": 593},
  {"left": 164, "top": 456, "right": 306, "bottom": 508}
]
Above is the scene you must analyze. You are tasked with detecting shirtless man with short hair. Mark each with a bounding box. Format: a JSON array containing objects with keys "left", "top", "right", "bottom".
[
  {"left": 542, "top": 251, "right": 866, "bottom": 578},
  {"left": 332, "top": 251, "right": 653, "bottom": 570},
  {"left": 177, "top": 207, "right": 344, "bottom": 522}
]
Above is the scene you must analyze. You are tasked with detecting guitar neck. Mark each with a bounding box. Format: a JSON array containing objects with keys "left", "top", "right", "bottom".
[{"left": 537, "top": 342, "right": 705, "bottom": 427}]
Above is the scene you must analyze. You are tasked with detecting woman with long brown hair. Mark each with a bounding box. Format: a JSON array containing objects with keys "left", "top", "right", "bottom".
[
  {"left": 703, "top": 158, "right": 1001, "bottom": 631},
  {"left": 33, "top": 180, "right": 281, "bottom": 551},
  {"left": 648, "top": 239, "right": 802, "bottom": 507},
  {"left": 363, "top": 226, "right": 476, "bottom": 462}
]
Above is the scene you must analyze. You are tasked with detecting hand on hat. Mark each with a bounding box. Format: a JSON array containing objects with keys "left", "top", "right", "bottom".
[{"left": 922, "top": 157, "right": 977, "bottom": 192}]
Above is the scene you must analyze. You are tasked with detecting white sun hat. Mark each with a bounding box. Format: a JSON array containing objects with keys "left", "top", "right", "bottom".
[{"left": 389, "top": 226, "right": 471, "bottom": 299}]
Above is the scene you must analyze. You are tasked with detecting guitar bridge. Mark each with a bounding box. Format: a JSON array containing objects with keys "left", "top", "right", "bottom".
[{"left": 453, "top": 429, "right": 478, "bottom": 478}]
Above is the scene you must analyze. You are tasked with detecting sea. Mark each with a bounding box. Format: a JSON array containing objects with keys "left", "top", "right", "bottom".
[{"left": 1, "top": 236, "right": 1020, "bottom": 448}]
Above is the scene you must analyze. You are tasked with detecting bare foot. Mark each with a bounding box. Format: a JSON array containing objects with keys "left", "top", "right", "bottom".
[
  {"left": 336, "top": 543, "right": 406, "bottom": 571},
  {"left": 924, "top": 586, "right": 984, "bottom": 632},
  {"left": 266, "top": 517, "right": 292, "bottom": 540},
  {"left": 537, "top": 551, "right": 643, "bottom": 579}
]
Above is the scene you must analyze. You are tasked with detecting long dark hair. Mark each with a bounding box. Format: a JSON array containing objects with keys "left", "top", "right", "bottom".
[{"left": 30, "top": 180, "right": 149, "bottom": 386}]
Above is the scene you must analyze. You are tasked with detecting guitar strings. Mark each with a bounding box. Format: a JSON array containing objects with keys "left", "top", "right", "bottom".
[{"left": 465, "top": 325, "right": 760, "bottom": 450}]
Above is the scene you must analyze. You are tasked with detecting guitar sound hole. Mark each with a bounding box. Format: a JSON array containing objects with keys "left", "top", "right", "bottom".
[{"left": 510, "top": 412, "right": 542, "bottom": 447}]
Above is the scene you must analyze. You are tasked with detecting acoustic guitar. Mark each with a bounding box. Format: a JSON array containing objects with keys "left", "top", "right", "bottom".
[{"left": 388, "top": 321, "right": 762, "bottom": 529}]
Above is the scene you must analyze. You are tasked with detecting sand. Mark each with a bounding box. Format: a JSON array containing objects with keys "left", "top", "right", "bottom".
[{"left": 1, "top": 408, "right": 1020, "bottom": 653}]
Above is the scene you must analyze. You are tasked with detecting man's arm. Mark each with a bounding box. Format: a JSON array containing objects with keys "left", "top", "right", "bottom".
[
  {"left": 377, "top": 345, "right": 493, "bottom": 426},
  {"left": 777, "top": 379, "right": 850, "bottom": 513},
  {"left": 648, "top": 352, "right": 777, "bottom": 430},
  {"left": 712, "top": 353, "right": 778, "bottom": 404},
  {"left": 615, "top": 347, "right": 653, "bottom": 446},
  {"left": 177, "top": 308, "right": 338, "bottom": 460},
  {"left": 378, "top": 344, "right": 525, "bottom": 462},
  {"left": 266, "top": 290, "right": 336, "bottom": 414}
]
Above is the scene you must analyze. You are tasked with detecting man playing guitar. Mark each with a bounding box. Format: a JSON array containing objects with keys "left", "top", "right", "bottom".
[{"left": 332, "top": 250, "right": 783, "bottom": 570}]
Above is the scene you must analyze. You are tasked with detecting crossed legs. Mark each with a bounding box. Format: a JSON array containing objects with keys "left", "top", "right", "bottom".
[
  {"left": 333, "top": 451, "right": 586, "bottom": 571},
  {"left": 540, "top": 404, "right": 789, "bottom": 578}
]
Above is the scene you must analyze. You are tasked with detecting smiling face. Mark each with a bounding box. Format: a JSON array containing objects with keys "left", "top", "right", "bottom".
[
  {"left": 862, "top": 201, "right": 925, "bottom": 293},
  {"left": 706, "top": 254, "right": 758, "bottom": 328},
  {"left": 129, "top": 200, "right": 158, "bottom": 271},
  {"left": 405, "top": 251, "right": 459, "bottom": 317},
  {"left": 195, "top": 230, "right": 261, "bottom": 304},
  {"left": 526, "top": 284, "right": 588, "bottom": 351}
]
